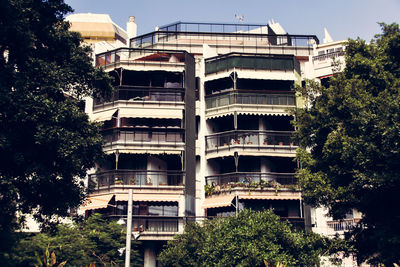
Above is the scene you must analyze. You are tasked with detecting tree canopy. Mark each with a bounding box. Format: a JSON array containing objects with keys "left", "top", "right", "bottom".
[
  {"left": 159, "top": 210, "right": 344, "bottom": 267},
  {"left": 0, "top": 0, "right": 112, "bottom": 262},
  {"left": 294, "top": 23, "right": 400, "bottom": 265},
  {"left": 10, "top": 213, "right": 141, "bottom": 266}
]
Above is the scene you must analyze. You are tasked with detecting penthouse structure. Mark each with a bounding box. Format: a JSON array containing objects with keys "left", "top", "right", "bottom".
[{"left": 80, "top": 19, "right": 319, "bottom": 266}]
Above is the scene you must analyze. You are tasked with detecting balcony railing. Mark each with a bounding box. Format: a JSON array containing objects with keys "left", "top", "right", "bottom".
[
  {"left": 102, "top": 128, "right": 184, "bottom": 146},
  {"left": 205, "top": 53, "right": 300, "bottom": 75},
  {"left": 313, "top": 51, "right": 345, "bottom": 61},
  {"left": 205, "top": 130, "right": 295, "bottom": 152},
  {"left": 327, "top": 219, "right": 357, "bottom": 232},
  {"left": 206, "top": 172, "right": 297, "bottom": 186},
  {"left": 129, "top": 29, "right": 319, "bottom": 50},
  {"left": 205, "top": 91, "right": 295, "bottom": 110},
  {"left": 89, "top": 170, "right": 185, "bottom": 190},
  {"left": 94, "top": 86, "right": 185, "bottom": 106},
  {"left": 96, "top": 48, "right": 188, "bottom": 68}
]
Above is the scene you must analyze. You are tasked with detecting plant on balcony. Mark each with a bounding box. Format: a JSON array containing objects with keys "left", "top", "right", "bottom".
[
  {"left": 129, "top": 178, "right": 136, "bottom": 185},
  {"left": 145, "top": 177, "right": 152, "bottom": 185},
  {"left": 114, "top": 178, "right": 123, "bottom": 185},
  {"left": 204, "top": 184, "right": 215, "bottom": 196}
]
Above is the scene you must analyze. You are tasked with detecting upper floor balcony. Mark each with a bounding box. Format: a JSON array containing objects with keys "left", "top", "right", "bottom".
[
  {"left": 205, "top": 172, "right": 297, "bottom": 187},
  {"left": 205, "top": 90, "right": 296, "bottom": 118},
  {"left": 205, "top": 130, "right": 296, "bottom": 158},
  {"left": 204, "top": 53, "right": 300, "bottom": 81},
  {"left": 102, "top": 128, "right": 184, "bottom": 154},
  {"left": 89, "top": 169, "right": 185, "bottom": 190},
  {"left": 93, "top": 85, "right": 185, "bottom": 111},
  {"left": 129, "top": 22, "right": 319, "bottom": 57},
  {"left": 95, "top": 48, "right": 188, "bottom": 72}
]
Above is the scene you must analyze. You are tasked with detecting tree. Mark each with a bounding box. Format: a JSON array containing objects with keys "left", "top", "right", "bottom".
[
  {"left": 159, "top": 210, "right": 345, "bottom": 267},
  {"left": 294, "top": 23, "right": 400, "bottom": 265},
  {"left": 10, "top": 214, "right": 141, "bottom": 266},
  {"left": 0, "top": 0, "right": 112, "bottom": 262}
]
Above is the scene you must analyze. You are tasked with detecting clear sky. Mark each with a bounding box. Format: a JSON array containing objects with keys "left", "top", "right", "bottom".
[{"left": 65, "top": 0, "right": 400, "bottom": 42}]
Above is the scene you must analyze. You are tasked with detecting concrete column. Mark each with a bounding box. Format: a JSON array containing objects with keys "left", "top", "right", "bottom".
[{"left": 143, "top": 243, "right": 156, "bottom": 267}]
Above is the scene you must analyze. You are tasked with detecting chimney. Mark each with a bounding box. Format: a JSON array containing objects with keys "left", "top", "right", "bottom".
[{"left": 127, "top": 16, "right": 137, "bottom": 40}]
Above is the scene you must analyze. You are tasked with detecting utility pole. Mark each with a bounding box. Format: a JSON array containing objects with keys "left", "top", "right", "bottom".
[{"left": 125, "top": 189, "right": 133, "bottom": 267}]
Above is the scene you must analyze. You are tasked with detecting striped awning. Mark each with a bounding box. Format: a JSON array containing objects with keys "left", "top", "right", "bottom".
[
  {"left": 115, "top": 193, "right": 181, "bottom": 202},
  {"left": 201, "top": 195, "right": 235, "bottom": 209},
  {"left": 240, "top": 193, "right": 301, "bottom": 200},
  {"left": 80, "top": 194, "right": 114, "bottom": 211},
  {"left": 118, "top": 107, "right": 182, "bottom": 119},
  {"left": 91, "top": 109, "right": 117, "bottom": 122}
]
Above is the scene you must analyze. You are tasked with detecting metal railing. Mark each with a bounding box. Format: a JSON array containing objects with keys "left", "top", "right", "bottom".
[
  {"left": 313, "top": 51, "right": 345, "bottom": 61},
  {"left": 158, "top": 22, "right": 272, "bottom": 34},
  {"left": 205, "top": 130, "right": 295, "bottom": 151},
  {"left": 327, "top": 219, "right": 357, "bottom": 231},
  {"left": 129, "top": 30, "right": 319, "bottom": 50},
  {"left": 131, "top": 216, "right": 180, "bottom": 232},
  {"left": 205, "top": 52, "right": 300, "bottom": 75},
  {"left": 205, "top": 172, "right": 297, "bottom": 186},
  {"left": 102, "top": 128, "right": 184, "bottom": 146},
  {"left": 94, "top": 86, "right": 185, "bottom": 106},
  {"left": 205, "top": 91, "right": 296, "bottom": 109},
  {"left": 95, "top": 48, "right": 188, "bottom": 68},
  {"left": 89, "top": 170, "right": 185, "bottom": 189}
]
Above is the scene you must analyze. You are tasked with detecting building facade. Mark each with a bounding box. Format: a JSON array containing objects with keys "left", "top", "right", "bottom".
[{"left": 79, "top": 19, "right": 364, "bottom": 266}]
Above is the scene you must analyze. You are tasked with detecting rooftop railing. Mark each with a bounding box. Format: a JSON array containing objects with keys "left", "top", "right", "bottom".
[
  {"left": 205, "top": 130, "right": 296, "bottom": 152},
  {"left": 89, "top": 169, "right": 185, "bottom": 190},
  {"left": 206, "top": 172, "right": 297, "bottom": 186},
  {"left": 102, "top": 128, "right": 184, "bottom": 146},
  {"left": 94, "top": 85, "right": 185, "bottom": 107},
  {"left": 205, "top": 90, "right": 296, "bottom": 110},
  {"left": 129, "top": 30, "right": 319, "bottom": 51},
  {"left": 159, "top": 21, "right": 271, "bottom": 34}
]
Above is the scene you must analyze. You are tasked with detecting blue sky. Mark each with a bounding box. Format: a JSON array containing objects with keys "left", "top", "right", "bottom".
[{"left": 65, "top": 0, "right": 400, "bottom": 42}]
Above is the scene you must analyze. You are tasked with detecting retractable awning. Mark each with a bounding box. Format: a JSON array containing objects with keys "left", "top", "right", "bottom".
[
  {"left": 80, "top": 194, "right": 114, "bottom": 211},
  {"left": 91, "top": 109, "right": 117, "bottom": 122},
  {"left": 118, "top": 107, "right": 182, "bottom": 119},
  {"left": 240, "top": 193, "right": 301, "bottom": 200},
  {"left": 115, "top": 193, "right": 181, "bottom": 202},
  {"left": 201, "top": 195, "right": 235, "bottom": 209}
]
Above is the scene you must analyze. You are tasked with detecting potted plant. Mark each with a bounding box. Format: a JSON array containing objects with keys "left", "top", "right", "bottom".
[{"left": 145, "top": 177, "right": 153, "bottom": 185}]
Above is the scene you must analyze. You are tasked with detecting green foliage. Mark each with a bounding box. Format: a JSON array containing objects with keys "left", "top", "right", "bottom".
[
  {"left": 11, "top": 214, "right": 141, "bottom": 267},
  {"left": 34, "top": 246, "right": 67, "bottom": 267},
  {"left": 0, "top": 0, "right": 112, "bottom": 263},
  {"left": 159, "top": 210, "right": 345, "bottom": 267},
  {"left": 294, "top": 23, "right": 400, "bottom": 265}
]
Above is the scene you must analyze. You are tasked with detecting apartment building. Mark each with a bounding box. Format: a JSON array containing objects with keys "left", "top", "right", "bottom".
[{"left": 78, "top": 19, "right": 321, "bottom": 266}]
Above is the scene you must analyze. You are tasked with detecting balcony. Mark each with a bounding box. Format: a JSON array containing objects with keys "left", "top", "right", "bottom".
[
  {"left": 205, "top": 130, "right": 296, "bottom": 158},
  {"left": 94, "top": 86, "right": 185, "bottom": 110},
  {"left": 205, "top": 53, "right": 300, "bottom": 76},
  {"left": 205, "top": 172, "right": 297, "bottom": 186},
  {"left": 95, "top": 48, "right": 187, "bottom": 71},
  {"left": 327, "top": 219, "right": 358, "bottom": 232},
  {"left": 89, "top": 170, "right": 185, "bottom": 190},
  {"left": 205, "top": 91, "right": 296, "bottom": 118},
  {"left": 129, "top": 22, "right": 319, "bottom": 56},
  {"left": 102, "top": 128, "right": 185, "bottom": 154}
]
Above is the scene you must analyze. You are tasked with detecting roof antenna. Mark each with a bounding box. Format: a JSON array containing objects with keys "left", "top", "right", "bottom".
[{"left": 235, "top": 14, "right": 244, "bottom": 24}]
